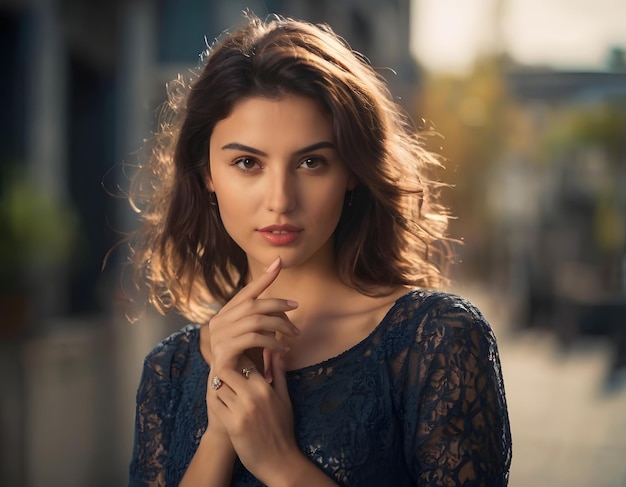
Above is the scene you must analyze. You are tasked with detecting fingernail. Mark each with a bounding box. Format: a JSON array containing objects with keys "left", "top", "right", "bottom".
[
  {"left": 265, "top": 257, "right": 281, "bottom": 273},
  {"left": 286, "top": 300, "right": 299, "bottom": 308}
]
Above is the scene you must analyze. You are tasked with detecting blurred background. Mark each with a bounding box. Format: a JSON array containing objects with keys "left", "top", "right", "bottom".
[{"left": 0, "top": 0, "right": 624, "bottom": 485}]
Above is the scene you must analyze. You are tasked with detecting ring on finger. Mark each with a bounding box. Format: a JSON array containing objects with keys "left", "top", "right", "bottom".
[
  {"left": 211, "top": 376, "right": 223, "bottom": 390},
  {"left": 242, "top": 367, "right": 255, "bottom": 379}
]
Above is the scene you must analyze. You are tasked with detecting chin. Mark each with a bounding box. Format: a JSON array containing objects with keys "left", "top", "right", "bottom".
[{"left": 264, "top": 253, "right": 302, "bottom": 270}]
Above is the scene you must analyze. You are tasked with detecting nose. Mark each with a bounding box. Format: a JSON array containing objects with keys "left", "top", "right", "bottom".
[{"left": 265, "top": 168, "right": 297, "bottom": 214}]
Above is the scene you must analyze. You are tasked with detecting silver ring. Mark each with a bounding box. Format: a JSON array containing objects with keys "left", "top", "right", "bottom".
[
  {"left": 210, "top": 376, "right": 223, "bottom": 390},
  {"left": 242, "top": 367, "right": 255, "bottom": 379}
]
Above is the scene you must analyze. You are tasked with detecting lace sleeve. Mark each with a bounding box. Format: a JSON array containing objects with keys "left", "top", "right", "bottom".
[
  {"left": 402, "top": 296, "right": 512, "bottom": 486},
  {"left": 128, "top": 346, "right": 175, "bottom": 487}
]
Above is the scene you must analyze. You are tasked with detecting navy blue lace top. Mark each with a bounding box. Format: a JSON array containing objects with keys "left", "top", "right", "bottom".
[{"left": 129, "top": 290, "right": 512, "bottom": 486}]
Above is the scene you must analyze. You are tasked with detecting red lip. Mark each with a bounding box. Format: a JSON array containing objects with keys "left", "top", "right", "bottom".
[
  {"left": 258, "top": 224, "right": 303, "bottom": 232},
  {"left": 257, "top": 224, "right": 303, "bottom": 245}
]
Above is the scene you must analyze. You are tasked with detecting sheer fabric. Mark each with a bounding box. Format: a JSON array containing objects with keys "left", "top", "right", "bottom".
[{"left": 129, "top": 290, "right": 512, "bottom": 486}]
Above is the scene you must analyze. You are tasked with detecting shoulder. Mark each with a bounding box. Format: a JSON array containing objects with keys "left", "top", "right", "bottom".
[
  {"left": 390, "top": 289, "right": 486, "bottom": 323},
  {"left": 387, "top": 289, "right": 496, "bottom": 350},
  {"left": 141, "top": 324, "right": 202, "bottom": 383},
  {"left": 393, "top": 289, "right": 484, "bottom": 319}
]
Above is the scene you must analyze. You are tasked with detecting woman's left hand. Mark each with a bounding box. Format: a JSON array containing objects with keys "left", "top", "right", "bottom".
[{"left": 211, "top": 350, "right": 301, "bottom": 483}]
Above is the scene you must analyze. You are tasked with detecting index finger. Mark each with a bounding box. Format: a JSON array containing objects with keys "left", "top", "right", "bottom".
[{"left": 223, "top": 257, "right": 282, "bottom": 309}]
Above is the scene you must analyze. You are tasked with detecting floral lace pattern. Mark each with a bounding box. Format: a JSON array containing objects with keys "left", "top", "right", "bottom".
[{"left": 129, "top": 290, "right": 512, "bottom": 486}]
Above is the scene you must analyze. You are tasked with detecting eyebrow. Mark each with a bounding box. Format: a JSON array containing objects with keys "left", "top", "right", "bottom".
[{"left": 220, "top": 141, "right": 335, "bottom": 156}]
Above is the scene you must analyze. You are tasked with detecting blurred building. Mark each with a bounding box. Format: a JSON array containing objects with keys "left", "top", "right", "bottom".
[
  {"left": 491, "top": 63, "right": 626, "bottom": 361},
  {"left": 0, "top": 0, "right": 419, "bottom": 485}
]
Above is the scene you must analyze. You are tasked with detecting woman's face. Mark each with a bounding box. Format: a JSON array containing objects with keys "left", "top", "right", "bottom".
[{"left": 208, "top": 94, "right": 355, "bottom": 274}]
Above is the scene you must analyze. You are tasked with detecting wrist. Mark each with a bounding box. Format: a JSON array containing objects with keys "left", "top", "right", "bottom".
[
  {"left": 200, "top": 427, "right": 236, "bottom": 458},
  {"left": 266, "top": 450, "right": 338, "bottom": 487},
  {"left": 179, "top": 428, "right": 236, "bottom": 487}
]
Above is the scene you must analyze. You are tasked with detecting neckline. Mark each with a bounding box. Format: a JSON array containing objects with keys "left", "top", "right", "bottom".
[
  {"left": 193, "top": 289, "right": 419, "bottom": 375},
  {"left": 285, "top": 289, "right": 416, "bottom": 375}
]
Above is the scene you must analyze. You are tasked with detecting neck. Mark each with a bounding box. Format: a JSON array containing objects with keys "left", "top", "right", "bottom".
[
  {"left": 264, "top": 264, "right": 365, "bottom": 339},
  {"left": 259, "top": 259, "right": 344, "bottom": 302},
  {"left": 246, "top": 249, "right": 357, "bottom": 323}
]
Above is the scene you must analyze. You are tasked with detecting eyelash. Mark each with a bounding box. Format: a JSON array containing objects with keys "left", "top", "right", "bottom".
[
  {"left": 298, "top": 156, "right": 326, "bottom": 170},
  {"left": 231, "top": 156, "right": 327, "bottom": 173},
  {"left": 232, "top": 157, "right": 260, "bottom": 172}
]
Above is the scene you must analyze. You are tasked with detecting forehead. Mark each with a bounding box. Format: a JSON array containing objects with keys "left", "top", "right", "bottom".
[{"left": 210, "top": 95, "right": 334, "bottom": 146}]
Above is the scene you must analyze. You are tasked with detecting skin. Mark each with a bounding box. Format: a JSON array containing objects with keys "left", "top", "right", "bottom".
[{"left": 180, "top": 95, "right": 407, "bottom": 486}]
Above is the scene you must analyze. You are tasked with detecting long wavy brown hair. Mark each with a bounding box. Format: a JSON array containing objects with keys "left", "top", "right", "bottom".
[{"left": 127, "top": 13, "right": 451, "bottom": 323}]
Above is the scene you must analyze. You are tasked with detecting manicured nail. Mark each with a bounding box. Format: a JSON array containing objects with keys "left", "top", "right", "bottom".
[{"left": 265, "top": 257, "right": 281, "bottom": 273}]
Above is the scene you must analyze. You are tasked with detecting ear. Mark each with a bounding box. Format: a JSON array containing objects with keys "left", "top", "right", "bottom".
[{"left": 203, "top": 168, "right": 215, "bottom": 192}]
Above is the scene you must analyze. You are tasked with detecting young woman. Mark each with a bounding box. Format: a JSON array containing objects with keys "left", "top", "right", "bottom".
[{"left": 127, "top": 14, "right": 512, "bottom": 487}]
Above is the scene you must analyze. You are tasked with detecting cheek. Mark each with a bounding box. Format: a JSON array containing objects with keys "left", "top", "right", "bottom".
[
  {"left": 305, "top": 182, "right": 348, "bottom": 222},
  {"left": 215, "top": 188, "right": 250, "bottom": 219},
  {"left": 214, "top": 193, "right": 251, "bottom": 247}
]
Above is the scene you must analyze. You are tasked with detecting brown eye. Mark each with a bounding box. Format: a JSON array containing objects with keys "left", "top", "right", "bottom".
[
  {"left": 298, "top": 156, "right": 325, "bottom": 170},
  {"left": 233, "top": 157, "right": 260, "bottom": 172}
]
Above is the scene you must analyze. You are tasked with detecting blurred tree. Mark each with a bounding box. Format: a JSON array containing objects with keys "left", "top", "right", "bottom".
[
  {"left": 607, "top": 47, "right": 626, "bottom": 72},
  {"left": 541, "top": 101, "right": 626, "bottom": 292},
  {"left": 415, "top": 55, "right": 518, "bottom": 280},
  {"left": 0, "top": 165, "right": 79, "bottom": 336}
]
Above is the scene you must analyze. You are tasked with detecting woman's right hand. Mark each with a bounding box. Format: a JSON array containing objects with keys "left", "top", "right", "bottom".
[
  {"left": 183, "top": 257, "right": 299, "bottom": 484},
  {"left": 203, "top": 257, "right": 299, "bottom": 436},
  {"left": 207, "top": 256, "right": 299, "bottom": 375}
]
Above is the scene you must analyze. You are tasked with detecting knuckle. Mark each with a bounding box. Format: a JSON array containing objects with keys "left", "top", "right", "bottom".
[
  {"left": 242, "top": 395, "right": 263, "bottom": 416},
  {"left": 257, "top": 387, "right": 272, "bottom": 402},
  {"left": 249, "top": 314, "right": 264, "bottom": 328},
  {"left": 210, "top": 343, "right": 229, "bottom": 364},
  {"left": 208, "top": 315, "right": 222, "bottom": 332},
  {"left": 242, "top": 299, "right": 257, "bottom": 314},
  {"left": 251, "top": 333, "right": 269, "bottom": 347}
]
